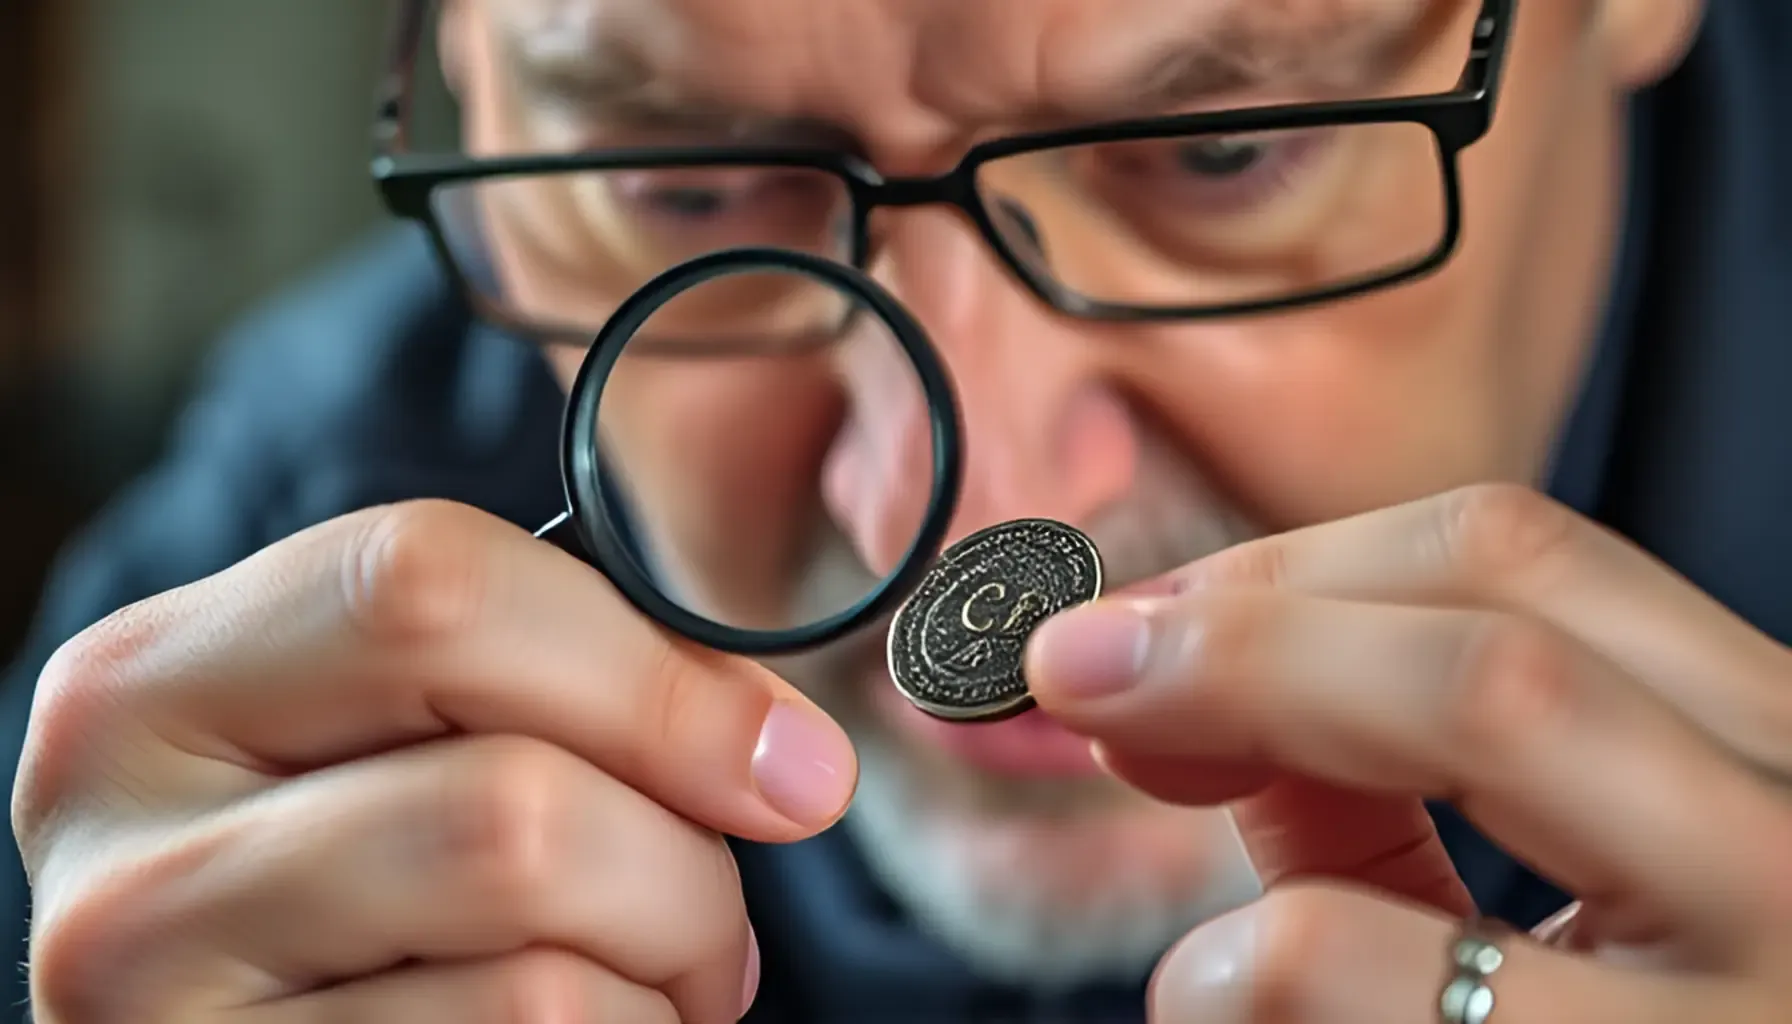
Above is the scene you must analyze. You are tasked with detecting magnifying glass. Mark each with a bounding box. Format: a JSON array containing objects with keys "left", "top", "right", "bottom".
[{"left": 533, "top": 246, "right": 964, "bottom": 656}]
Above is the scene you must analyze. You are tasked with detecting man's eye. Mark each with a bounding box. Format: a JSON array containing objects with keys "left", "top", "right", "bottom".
[
  {"left": 1072, "top": 129, "right": 1335, "bottom": 218},
  {"left": 645, "top": 186, "right": 735, "bottom": 219},
  {"left": 1085, "top": 133, "right": 1297, "bottom": 191},
  {"left": 1174, "top": 138, "right": 1267, "bottom": 178}
]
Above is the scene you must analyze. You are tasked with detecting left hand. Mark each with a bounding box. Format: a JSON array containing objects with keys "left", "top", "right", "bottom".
[{"left": 1025, "top": 483, "right": 1792, "bottom": 1024}]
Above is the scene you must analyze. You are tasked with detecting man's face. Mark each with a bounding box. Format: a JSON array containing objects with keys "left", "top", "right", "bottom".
[{"left": 439, "top": 0, "right": 1699, "bottom": 984}]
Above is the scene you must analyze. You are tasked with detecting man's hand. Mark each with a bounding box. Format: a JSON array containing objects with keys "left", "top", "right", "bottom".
[
  {"left": 13, "top": 500, "right": 858, "bottom": 1024},
  {"left": 1027, "top": 483, "right": 1792, "bottom": 1023}
]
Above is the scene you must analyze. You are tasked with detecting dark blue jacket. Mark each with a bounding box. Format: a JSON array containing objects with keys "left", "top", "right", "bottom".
[{"left": 4, "top": 4, "right": 1789, "bottom": 1019}]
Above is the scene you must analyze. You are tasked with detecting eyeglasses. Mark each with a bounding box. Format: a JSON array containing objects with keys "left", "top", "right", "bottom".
[{"left": 371, "top": 0, "right": 1515, "bottom": 352}]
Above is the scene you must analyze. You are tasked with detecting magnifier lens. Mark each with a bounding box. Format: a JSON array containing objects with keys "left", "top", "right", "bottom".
[{"left": 589, "top": 262, "right": 938, "bottom": 637}]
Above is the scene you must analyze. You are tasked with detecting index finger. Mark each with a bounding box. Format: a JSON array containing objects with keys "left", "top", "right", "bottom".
[
  {"left": 36, "top": 500, "right": 857, "bottom": 843},
  {"left": 1166, "top": 483, "right": 1792, "bottom": 784}
]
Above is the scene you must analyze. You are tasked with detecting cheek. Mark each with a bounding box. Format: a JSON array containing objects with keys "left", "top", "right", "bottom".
[
  {"left": 1125, "top": 270, "right": 1497, "bottom": 530},
  {"left": 1123, "top": 7, "right": 1619, "bottom": 531}
]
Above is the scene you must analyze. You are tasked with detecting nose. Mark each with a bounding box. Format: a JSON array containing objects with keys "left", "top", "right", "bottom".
[{"left": 821, "top": 209, "right": 1141, "bottom": 575}]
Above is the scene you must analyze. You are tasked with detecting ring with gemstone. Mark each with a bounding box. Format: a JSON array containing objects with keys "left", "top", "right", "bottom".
[{"left": 1438, "top": 916, "right": 1510, "bottom": 1024}]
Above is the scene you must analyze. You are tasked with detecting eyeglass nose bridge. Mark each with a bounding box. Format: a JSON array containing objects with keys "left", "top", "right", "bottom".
[
  {"left": 861, "top": 171, "right": 980, "bottom": 211},
  {"left": 852, "top": 171, "right": 1009, "bottom": 262},
  {"left": 855, "top": 170, "right": 1050, "bottom": 281}
]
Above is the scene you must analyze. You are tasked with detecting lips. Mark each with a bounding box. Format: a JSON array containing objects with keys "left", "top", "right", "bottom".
[{"left": 870, "top": 672, "right": 1101, "bottom": 778}]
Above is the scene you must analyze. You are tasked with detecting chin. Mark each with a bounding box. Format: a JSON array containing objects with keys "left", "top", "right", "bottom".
[{"left": 840, "top": 713, "right": 1263, "bottom": 989}]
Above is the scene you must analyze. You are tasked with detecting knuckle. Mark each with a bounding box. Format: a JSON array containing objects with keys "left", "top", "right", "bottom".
[
  {"left": 1444, "top": 482, "right": 1581, "bottom": 584},
  {"left": 1249, "top": 884, "right": 1359, "bottom": 1022},
  {"left": 31, "top": 825, "right": 232, "bottom": 1022},
  {"left": 1449, "top": 615, "right": 1581, "bottom": 758},
  {"left": 31, "top": 902, "right": 117, "bottom": 1022},
  {"left": 13, "top": 608, "right": 158, "bottom": 857},
  {"left": 341, "top": 501, "right": 490, "bottom": 643},
  {"left": 437, "top": 737, "right": 585, "bottom": 916},
  {"left": 489, "top": 949, "right": 602, "bottom": 1024},
  {"left": 31, "top": 889, "right": 112, "bottom": 1021}
]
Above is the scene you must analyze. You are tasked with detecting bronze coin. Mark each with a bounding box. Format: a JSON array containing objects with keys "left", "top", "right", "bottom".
[{"left": 886, "top": 518, "right": 1103, "bottom": 721}]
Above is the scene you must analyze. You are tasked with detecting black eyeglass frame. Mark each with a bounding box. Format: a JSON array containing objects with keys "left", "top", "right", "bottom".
[{"left": 371, "top": 0, "right": 1516, "bottom": 345}]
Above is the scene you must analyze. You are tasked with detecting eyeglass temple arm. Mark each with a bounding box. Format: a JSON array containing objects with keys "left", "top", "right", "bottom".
[
  {"left": 373, "top": 0, "right": 430, "bottom": 160},
  {"left": 1461, "top": 0, "right": 1516, "bottom": 107}
]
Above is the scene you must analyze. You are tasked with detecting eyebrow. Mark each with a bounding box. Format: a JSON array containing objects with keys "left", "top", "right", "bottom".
[
  {"left": 1117, "top": 1, "right": 1443, "bottom": 116},
  {"left": 502, "top": 26, "right": 853, "bottom": 144},
  {"left": 502, "top": 0, "right": 1448, "bottom": 138}
]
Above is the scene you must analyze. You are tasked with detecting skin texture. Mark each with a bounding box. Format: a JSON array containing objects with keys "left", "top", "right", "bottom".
[
  {"left": 19, "top": 2, "right": 1791, "bottom": 1024},
  {"left": 446, "top": 0, "right": 1696, "bottom": 979}
]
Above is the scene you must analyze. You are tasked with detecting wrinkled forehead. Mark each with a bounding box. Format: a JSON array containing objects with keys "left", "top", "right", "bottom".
[{"left": 477, "top": 0, "right": 1459, "bottom": 145}]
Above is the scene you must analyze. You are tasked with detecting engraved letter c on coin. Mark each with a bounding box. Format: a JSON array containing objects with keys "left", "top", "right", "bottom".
[
  {"left": 961, "top": 582, "right": 1007, "bottom": 633},
  {"left": 887, "top": 519, "right": 1103, "bottom": 721}
]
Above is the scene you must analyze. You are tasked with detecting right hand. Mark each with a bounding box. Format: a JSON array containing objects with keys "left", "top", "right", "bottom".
[{"left": 12, "top": 500, "right": 859, "bottom": 1024}]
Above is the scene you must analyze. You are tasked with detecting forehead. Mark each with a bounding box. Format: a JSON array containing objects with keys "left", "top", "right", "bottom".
[{"left": 483, "top": 0, "right": 1451, "bottom": 133}]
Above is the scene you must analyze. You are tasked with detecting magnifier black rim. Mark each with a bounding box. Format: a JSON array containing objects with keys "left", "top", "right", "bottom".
[{"left": 560, "top": 246, "right": 964, "bottom": 656}]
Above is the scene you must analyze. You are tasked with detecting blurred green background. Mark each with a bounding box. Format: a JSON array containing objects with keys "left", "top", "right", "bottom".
[{"left": 1, "top": 0, "right": 454, "bottom": 667}]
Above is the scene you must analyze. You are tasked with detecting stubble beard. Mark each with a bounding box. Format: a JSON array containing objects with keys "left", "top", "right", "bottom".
[{"left": 776, "top": 435, "right": 1269, "bottom": 988}]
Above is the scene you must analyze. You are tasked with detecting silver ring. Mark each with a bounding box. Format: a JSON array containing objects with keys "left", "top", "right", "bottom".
[{"left": 1439, "top": 917, "right": 1508, "bottom": 1024}]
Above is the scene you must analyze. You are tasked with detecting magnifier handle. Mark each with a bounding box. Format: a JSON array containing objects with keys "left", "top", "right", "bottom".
[{"left": 534, "top": 510, "right": 584, "bottom": 557}]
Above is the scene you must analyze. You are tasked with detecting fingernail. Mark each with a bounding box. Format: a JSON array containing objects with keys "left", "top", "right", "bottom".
[
  {"left": 1148, "top": 906, "right": 1255, "bottom": 1023},
  {"left": 739, "top": 923, "right": 761, "bottom": 1020},
  {"left": 751, "top": 701, "right": 856, "bottom": 828},
  {"left": 1028, "top": 601, "right": 1153, "bottom": 699}
]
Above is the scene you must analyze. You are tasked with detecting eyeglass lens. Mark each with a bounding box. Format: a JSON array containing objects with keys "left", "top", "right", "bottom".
[{"left": 431, "top": 121, "right": 1447, "bottom": 336}]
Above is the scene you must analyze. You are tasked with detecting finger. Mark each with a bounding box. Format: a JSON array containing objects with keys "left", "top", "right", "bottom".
[
  {"left": 1028, "top": 592, "right": 1792, "bottom": 939},
  {"left": 1084, "top": 748, "right": 1462, "bottom": 914},
  {"left": 70, "top": 735, "right": 753, "bottom": 1024},
  {"left": 1088, "top": 746, "right": 1282, "bottom": 806},
  {"left": 43, "top": 500, "right": 856, "bottom": 841},
  {"left": 244, "top": 949, "right": 682, "bottom": 1024},
  {"left": 1101, "top": 754, "right": 1473, "bottom": 917},
  {"left": 1166, "top": 483, "right": 1792, "bottom": 774},
  {"left": 1042, "top": 605, "right": 1465, "bottom": 915},
  {"left": 1147, "top": 882, "right": 1747, "bottom": 1024}
]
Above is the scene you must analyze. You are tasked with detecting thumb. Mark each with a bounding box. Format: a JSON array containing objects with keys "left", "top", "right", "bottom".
[{"left": 1028, "top": 589, "right": 1478, "bottom": 917}]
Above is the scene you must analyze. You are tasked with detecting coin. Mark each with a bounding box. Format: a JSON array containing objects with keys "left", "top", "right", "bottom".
[{"left": 886, "top": 518, "right": 1103, "bottom": 722}]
